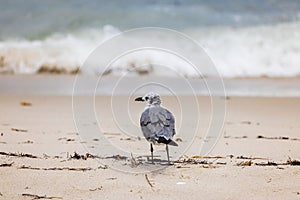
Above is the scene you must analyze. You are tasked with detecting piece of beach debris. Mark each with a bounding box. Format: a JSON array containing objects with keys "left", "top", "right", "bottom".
[
  {"left": 224, "top": 136, "right": 248, "bottom": 139},
  {"left": 1, "top": 133, "right": 3, "bottom": 136},
  {"left": 22, "top": 193, "right": 62, "bottom": 199},
  {"left": 174, "top": 159, "right": 209, "bottom": 165},
  {"left": 19, "top": 165, "right": 93, "bottom": 171},
  {"left": 69, "top": 152, "right": 99, "bottom": 160},
  {"left": 276, "top": 167, "right": 285, "bottom": 170},
  {"left": 255, "top": 158, "right": 300, "bottom": 167},
  {"left": 98, "top": 165, "right": 108, "bottom": 170},
  {"left": 257, "top": 135, "right": 290, "bottom": 140},
  {"left": 20, "top": 102, "right": 32, "bottom": 106},
  {"left": 175, "top": 138, "right": 183, "bottom": 142},
  {"left": 130, "top": 153, "right": 139, "bottom": 168},
  {"left": 145, "top": 174, "right": 154, "bottom": 189},
  {"left": 191, "top": 155, "right": 224, "bottom": 159},
  {"left": 89, "top": 186, "right": 103, "bottom": 191},
  {"left": 38, "top": 65, "right": 79, "bottom": 74},
  {"left": 241, "top": 121, "right": 252, "bottom": 125},
  {"left": 70, "top": 152, "right": 81, "bottom": 159},
  {"left": 19, "top": 140, "right": 34, "bottom": 144},
  {"left": 0, "top": 162, "right": 13, "bottom": 167},
  {"left": 236, "top": 156, "right": 266, "bottom": 160},
  {"left": 53, "top": 155, "right": 62, "bottom": 159},
  {"left": 287, "top": 158, "right": 300, "bottom": 166},
  {"left": 106, "top": 177, "right": 117, "bottom": 180},
  {"left": 0, "top": 152, "right": 38, "bottom": 158},
  {"left": 176, "top": 165, "right": 190, "bottom": 169},
  {"left": 236, "top": 160, "right": 252, "bottom": 166},
  {"left": 120, "top": 137, "right": 132, "bottom": 141},
  {"left": 11, "top": 128, "right": 28, "bottom": 132},
  {"left": 58, "top": 137, "right": 76, "bottom": 142},
  {"left": 255, "top": 161, "right": 278, "bottom": 166},
  {"left": 0, "top": 192, "right": 2, "bottom": 196}
]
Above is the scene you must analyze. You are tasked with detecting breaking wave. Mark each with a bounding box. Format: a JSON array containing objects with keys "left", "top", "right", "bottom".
[{"left": 0, "top": 22, "right": 300, "bottom": 78}]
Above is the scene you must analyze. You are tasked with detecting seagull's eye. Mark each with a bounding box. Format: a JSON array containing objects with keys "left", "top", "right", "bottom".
[{"left": 145, "top": 97, "right": 149, "bottom": 100}]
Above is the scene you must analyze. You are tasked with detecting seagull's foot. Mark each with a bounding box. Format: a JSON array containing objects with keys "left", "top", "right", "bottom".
[{"left": 168, "top": 162, "right": 174, "bottom": 166}]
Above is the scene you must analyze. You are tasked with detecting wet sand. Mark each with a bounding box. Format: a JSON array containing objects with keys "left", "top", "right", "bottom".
[{"left": 0, "top": 95, "right": 299, "bottom": 199}]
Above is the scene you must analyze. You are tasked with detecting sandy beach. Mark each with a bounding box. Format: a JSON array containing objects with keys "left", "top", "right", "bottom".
[
  {"left": 1, "top": 1, "right": 300, "bottom": 199},
  {"left": 0, "top": 91, "right": 299, "bottom": 199}
]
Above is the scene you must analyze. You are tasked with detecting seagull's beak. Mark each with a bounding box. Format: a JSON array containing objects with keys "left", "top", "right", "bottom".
[{"left": 135, "top": 97, "right": 144, "bottom": 102}]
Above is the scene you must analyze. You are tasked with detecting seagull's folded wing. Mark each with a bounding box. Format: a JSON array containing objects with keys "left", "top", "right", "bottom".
[{"left": 140, "top": 107, "right": 176, "bottom": 142}]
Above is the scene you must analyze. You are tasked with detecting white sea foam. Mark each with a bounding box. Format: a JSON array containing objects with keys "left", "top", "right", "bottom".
[{"left": 0, "top": 23, "right": 300, "bottom": 77}]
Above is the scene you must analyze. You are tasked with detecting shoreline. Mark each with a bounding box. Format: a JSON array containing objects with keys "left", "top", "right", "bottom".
[{"left": 1, "top": 75, "right": 300, "bottom": 97}]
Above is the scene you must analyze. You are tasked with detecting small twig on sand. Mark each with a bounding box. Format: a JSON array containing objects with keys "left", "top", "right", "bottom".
[
  {"left": 191, "top": 156, "right": 224, "bottom": 159},
  {"left": 22, "top": 193, "right": 62, "bottom": 199},
  {"left": 145, "top": 174, "right": 154, "bottom": 189},
  {"left": 130, "top": 153, "right": 138, "bottom": 168},
  {"left": 255, "top": 161, "right": 278, "bottom": 166},
  {"left": 0, "top": 162, "right": 13, "bottom": 167},
  {"left": 11, "top": 128, "right": 28, "bottom": 133},
  {"left": 236, "top": 160, "right": 252, "bottom": 166},
  {"left": 257, "top": 135, "right": 300, "bottom": 141},
  {"left": 0, "top": 152, "right": 38, "bottom": 158},
  {"left": 89, "top": 186, "right": 103, "bottom": 191},
  {"left": 236, "top": 156, "right": 266, "bottom": 160},
  {"left": 19, "top": 165, "right": 93, "bottom": 171}
]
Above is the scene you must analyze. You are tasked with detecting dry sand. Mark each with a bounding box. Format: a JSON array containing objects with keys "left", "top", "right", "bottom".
[{"left": 0, "top": 95, "right": 299, "bottom": 199}]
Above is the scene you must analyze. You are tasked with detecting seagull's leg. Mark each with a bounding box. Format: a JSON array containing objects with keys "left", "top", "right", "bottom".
[
  {"left": 150, "top": 143, "right": 154, "bottom": 164},
  {"left": 166, "top": 144, "right": 170, "bottom": 164}
]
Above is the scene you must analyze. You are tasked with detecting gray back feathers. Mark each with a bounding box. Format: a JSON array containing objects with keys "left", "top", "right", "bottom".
[{"left": 140, "top": 106, "right": 176, "bottom": 144}]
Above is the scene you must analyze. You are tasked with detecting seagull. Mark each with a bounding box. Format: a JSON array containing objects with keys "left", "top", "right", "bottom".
[{"left": 135, "top": 92, "right": 178, "bottom": 164}]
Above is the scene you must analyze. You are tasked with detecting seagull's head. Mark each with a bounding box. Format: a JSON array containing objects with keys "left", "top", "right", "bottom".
[{"left": 135, "top": 92, "right": 161, "bottom": 106}]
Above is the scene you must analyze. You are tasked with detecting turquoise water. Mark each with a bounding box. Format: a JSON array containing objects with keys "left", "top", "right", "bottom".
[{"left": 1, "top": 0, "right": 300, "bottom": 39}]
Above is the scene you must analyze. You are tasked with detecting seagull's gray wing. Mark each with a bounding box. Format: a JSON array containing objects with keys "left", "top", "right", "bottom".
[{"left": 140, "top": 107, "right": 175, "bottom": 143}]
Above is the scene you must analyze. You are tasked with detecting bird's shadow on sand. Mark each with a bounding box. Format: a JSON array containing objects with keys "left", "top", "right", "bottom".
[{"left": 144, "top": 157, "right": 174, "bottom": 166}]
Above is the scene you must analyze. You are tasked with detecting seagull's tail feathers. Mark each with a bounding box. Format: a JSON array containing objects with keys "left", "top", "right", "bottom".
[
  {"left": 168, "top": 140, "right": 178, "bottom": 146},
  {"left": 157, "top": 137, "right": 178, "bottom": 146}
]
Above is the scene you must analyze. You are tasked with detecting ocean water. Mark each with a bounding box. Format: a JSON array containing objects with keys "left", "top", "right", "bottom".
[{"left": 0, "top": 0, "right": 300, "bottom": 77}]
